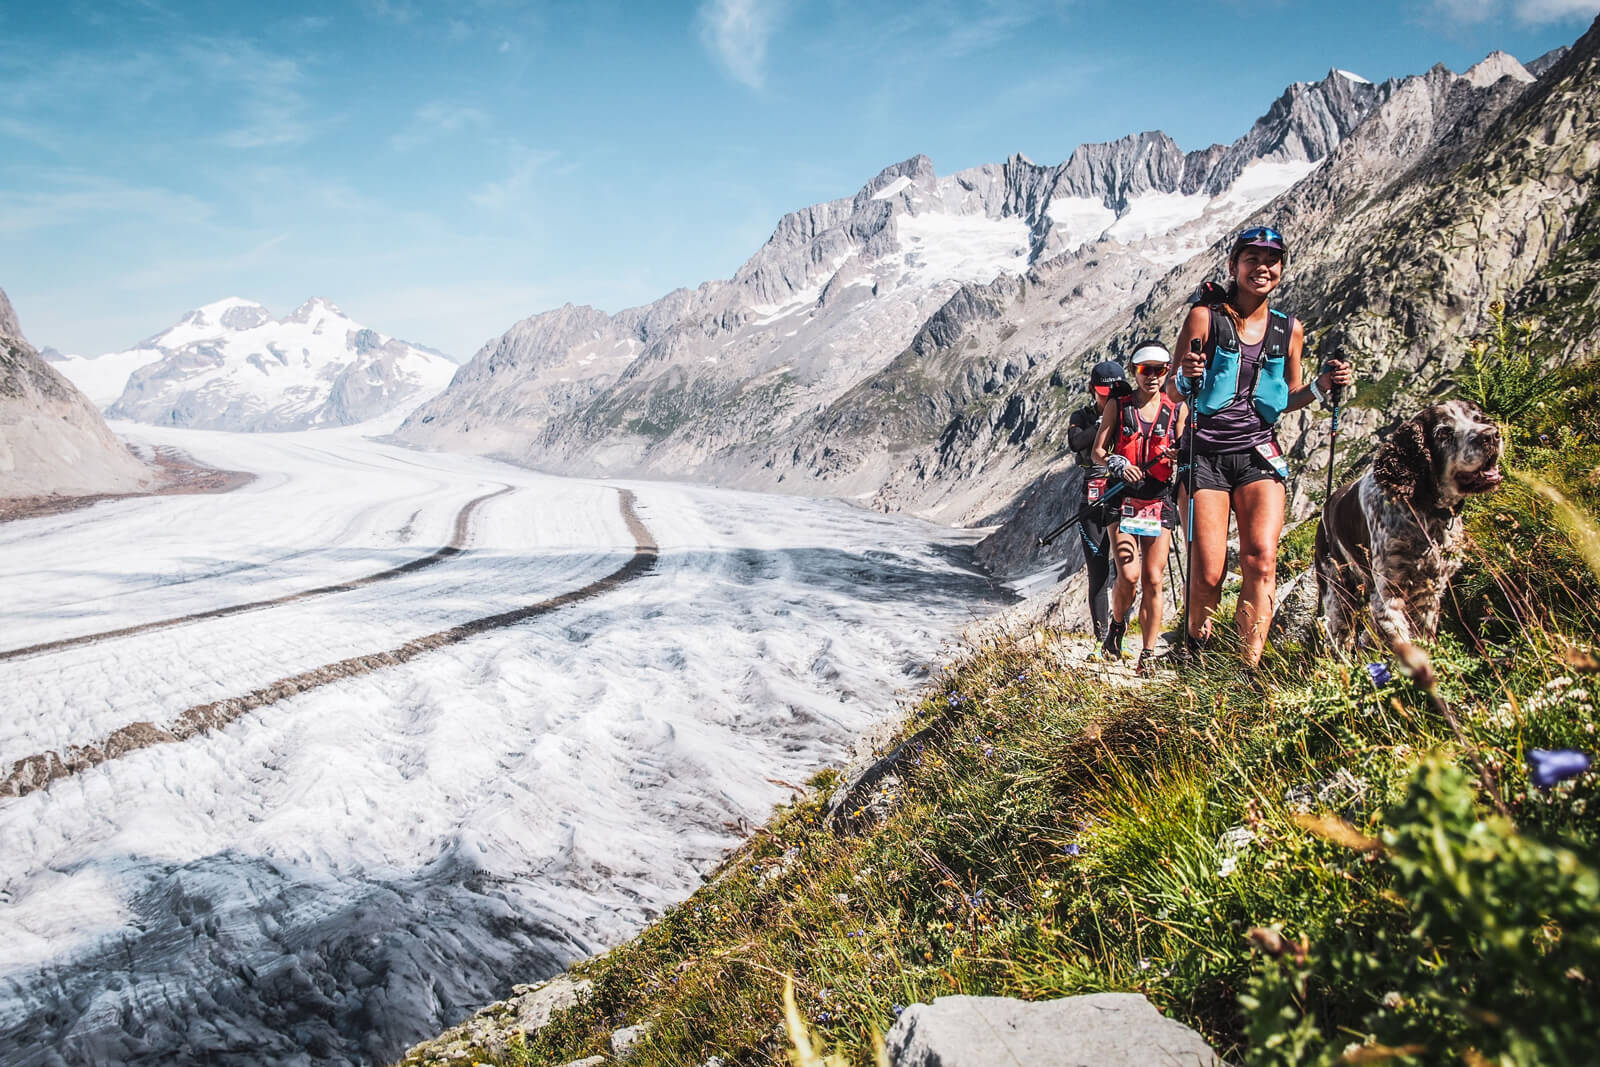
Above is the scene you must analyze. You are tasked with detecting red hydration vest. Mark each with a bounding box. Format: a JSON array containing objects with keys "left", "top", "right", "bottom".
[{"left": 1113, "top": 393, "right": 1179, "bottom": 483}]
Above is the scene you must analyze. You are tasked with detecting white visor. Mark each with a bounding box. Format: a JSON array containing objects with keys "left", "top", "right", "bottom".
[{"left": 1130, "top": 344, "right": 1169, "bottom": 366}]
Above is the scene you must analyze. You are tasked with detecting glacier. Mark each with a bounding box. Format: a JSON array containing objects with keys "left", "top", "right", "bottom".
[{"left": 0, "top": 419, "right": 1009, "bottom": 1065}]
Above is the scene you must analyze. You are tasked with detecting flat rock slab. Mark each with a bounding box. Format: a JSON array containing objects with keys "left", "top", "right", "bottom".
[{"left": 885, "top": 992, "right": 1220, "bottom": 1067}]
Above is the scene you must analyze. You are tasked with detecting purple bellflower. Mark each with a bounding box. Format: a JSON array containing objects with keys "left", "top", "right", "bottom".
[{"left": 1529, "top": 748, "right": 1591, "bottom": 789}]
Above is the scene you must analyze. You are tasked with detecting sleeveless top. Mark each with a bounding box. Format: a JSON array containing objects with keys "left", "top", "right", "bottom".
[{"left": 1194, "top": 333, "right": 1277, "bottom": 454}]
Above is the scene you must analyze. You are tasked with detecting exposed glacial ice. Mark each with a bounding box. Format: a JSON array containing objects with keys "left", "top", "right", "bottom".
[{"left": 0, "top": 421, "right": 1008, "bottom": 1065}]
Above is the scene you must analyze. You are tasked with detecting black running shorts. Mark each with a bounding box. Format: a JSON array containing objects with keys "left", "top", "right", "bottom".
[{"left": 1191, "top": 448, "right": 1284, "bottom": 493}]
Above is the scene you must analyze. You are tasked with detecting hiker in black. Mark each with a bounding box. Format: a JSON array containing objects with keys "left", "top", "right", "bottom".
[
  {"left": 1065, "top": 361, "right": 1127, "bottom": 644},
  {"left": 1167, "top": 226, "right": 1353, "bottom": 673}
]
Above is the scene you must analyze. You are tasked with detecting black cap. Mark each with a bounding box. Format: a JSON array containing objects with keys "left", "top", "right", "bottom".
[{"left": 1089, "top": 361, "right": 1126, "bottom": 387}]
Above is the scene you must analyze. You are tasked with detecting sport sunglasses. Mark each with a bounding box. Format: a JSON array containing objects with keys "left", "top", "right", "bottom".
[
  {"left": 1237, "top": 226, "right": 1284, "bottom": 244},
  {"left": 1136, "top": 364, "right": 1169, "bottom": 375}
]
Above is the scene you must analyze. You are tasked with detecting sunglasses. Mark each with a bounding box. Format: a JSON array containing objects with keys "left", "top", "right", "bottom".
[
  {"left": 1137, "top": 364, "right": 1169, "bottom": 375},
  {"left": 1237, "top": 225, "right": 1284, "bottom": 244}
]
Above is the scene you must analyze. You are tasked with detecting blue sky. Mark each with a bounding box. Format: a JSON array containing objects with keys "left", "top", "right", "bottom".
[{"left": 2, "top": 0, "right": 1593, "bottom": 359}]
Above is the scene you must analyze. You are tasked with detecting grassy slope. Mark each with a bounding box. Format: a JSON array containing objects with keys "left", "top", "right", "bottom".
[{"left": 402, "top": 348, "right": 1600, "bottom": 1067}]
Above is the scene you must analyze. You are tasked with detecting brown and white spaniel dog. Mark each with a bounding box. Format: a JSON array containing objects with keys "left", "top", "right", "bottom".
[{"left": 1315, "top": 400, "right": 1503, "bottom": 657}]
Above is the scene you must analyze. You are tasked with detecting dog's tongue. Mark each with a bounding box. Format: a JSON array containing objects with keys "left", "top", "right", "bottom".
[{"left": 1461, "top": 466, "right": 1504, "bottom": 490}]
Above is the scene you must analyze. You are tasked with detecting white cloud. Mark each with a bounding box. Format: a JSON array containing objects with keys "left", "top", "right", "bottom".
[
  {"left": 389, "top": 102, "right": 491, "bottom": 151},
  {"left": 1512, "top": 0, "right": 1598, "bottom": 21},
  {"left": 1431, "top": 0, "right": 1596, "bottom": 20},
  {"left": 470, "top": 145, "right": 559, "bottom": 213},
  {"left": 1431, "top": 0, "right": 1497, "bottom": 21},
  {"left": 696, "top": 0, "right": 784, "bottom": 90},
  {"left": 0, "top": 171, "right": 216, "bottom": 236}
]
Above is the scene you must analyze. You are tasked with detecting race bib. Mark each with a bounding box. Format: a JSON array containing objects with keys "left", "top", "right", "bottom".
[
  {"left": 1087, "top": 476, "right": 1108, "bottom": 503},
  {"left": 1255, "top": 441, "right": 1290, "bottom": 480},
  {"left": 1120, "top": 499, "right": 1164, "bottom": 538}
]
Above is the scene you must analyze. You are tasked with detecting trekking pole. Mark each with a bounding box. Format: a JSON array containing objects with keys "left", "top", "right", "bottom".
[
  {"left": 1183, "top": 339, "right": 1203, "bottom": 649},
  {"left": 1323, "top": 353, "right": 1345, "bottom": 501},
  {"left": 1039, "top": 481, "right": 1128, "bottom": 547},
  {"left": 1167, "top": 535, "right": 1183, "bottom": 616}
]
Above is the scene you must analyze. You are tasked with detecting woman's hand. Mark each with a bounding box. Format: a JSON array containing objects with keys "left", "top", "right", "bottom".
[
  {"left": 1319, "top": 358, "right": 1354, "bottom": 392},
  {"left": 1179, "top": 342, "right": 1206, "bottom": 381},
  {"left": 1106, "top": 455, "right": 1143, "bottom": 484}
]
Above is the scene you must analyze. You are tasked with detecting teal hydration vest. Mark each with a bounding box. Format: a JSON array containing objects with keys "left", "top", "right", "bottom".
[{"left": 1191, "top": 305, "right": 1292, "bottom": 423}]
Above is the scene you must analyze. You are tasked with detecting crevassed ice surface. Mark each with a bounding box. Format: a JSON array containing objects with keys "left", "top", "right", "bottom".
[{"left": 0, "top": 421, "right": 1010, "bottom": 1066}]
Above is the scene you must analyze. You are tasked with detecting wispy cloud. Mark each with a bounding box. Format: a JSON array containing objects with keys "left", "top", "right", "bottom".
[
  {"left": 195, "top": 44, "right": 322, "bottom": 149},
  {"left": 1430, "top": 0, "right": 1499, "bottom": 21},
  {"left": 809, "top": 0, "right": 1070, "bottom": 71},
  {"left": 357, "top": 0, "right": 419, "bottom": 25},
  {"left": 1511, "top": 0, "right": 1598, "bottom": 22},
  {"left": 1431, "top": 0, "right": 1596, "bottom": 21},
  {"left": 696, "top": 0, "right": 785, "bottom": 90},
  {"left": 470, "top": 145, "right": 560, "bottom": 213},
  {"left": 0, "top": 170, "right": 216, "bottom": 236},
  {"left": 113, "top": 234, "right": 291, "bottom": 292},
  {"left": 389, "top": 102, "right": 492, "bottom": 151}
]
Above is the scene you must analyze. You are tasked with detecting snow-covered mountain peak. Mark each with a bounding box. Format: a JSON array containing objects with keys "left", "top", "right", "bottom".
[
  {"left": 148, "top": 297, "right": 271, "bottom": 348},
  {"left": 285, "top": 296, "right": 347, "bottom": 327},
  {"left": 1334, "top": 68, "right": 1371, "bottom": 85},
  {"left": 103, "top": 297, "right": 456, "bottom": 431}
]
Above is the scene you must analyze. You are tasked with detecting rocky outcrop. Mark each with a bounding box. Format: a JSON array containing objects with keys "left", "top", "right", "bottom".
[
  {"left": 884, "top": 993, "right": 1221, "bottom": 1066},
  {"left": 397, "top": 975, "right": 593, "bottom": 1063},
  {"left": 1, "top": 286, "right": 152, "bottom": 500}
]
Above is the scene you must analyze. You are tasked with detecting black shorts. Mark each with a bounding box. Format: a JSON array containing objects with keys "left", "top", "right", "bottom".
[{"left": 1191, "top": 448, "right": 1284, "bottom": 493}]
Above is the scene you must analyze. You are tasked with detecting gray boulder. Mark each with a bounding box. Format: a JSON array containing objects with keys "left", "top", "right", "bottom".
[
  {"left": 610, "top": 1020, "right": 652, "bottom": 1059},
  {"left": 512, "top": 975, "right": 593, "bottom": 1032},
  {"left": 885, "top": 992, "right": 1220, "bottom": 1067}
]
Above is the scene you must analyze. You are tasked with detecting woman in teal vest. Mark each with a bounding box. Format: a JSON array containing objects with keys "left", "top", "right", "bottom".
[{"left": 1166, "top": 226, "right": 1353, "bottom": 676}]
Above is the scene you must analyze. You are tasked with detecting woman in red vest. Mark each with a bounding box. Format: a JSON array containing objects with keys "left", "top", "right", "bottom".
[{"left": 1092, "top": 341, "right": 1187, "bottom": 676}]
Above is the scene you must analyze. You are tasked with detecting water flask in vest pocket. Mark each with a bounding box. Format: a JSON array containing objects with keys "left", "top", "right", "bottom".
[
  {"left": 1251, "top": 348, "right": 1290, "bottom": 423},
  {"left": 1194, "top": 346, "right": 1240, "bottom": 416}
]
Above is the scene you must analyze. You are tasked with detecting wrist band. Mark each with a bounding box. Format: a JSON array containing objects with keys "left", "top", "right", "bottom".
[{"left": 1308, "top": 376, "right": 1328, "bottom": 405}]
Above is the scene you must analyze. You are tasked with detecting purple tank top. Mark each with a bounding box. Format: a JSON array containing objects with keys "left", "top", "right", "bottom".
[{"left": 1193, "top": 334, "right": 1275, "bottom": 454}]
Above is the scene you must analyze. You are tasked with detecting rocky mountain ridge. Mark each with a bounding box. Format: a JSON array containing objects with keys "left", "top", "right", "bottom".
[
  {"left": 394, "top": 29, "right": 1594, "bottom": 587},
  {"left": 0, "top": 287, "right": 152, "bottom": 501},
  {"left": 396, "top": 66, "right": 1381, "bottom": 476},
  {"left": 104, "top": 297, "right": 457, "bottom": 432}
]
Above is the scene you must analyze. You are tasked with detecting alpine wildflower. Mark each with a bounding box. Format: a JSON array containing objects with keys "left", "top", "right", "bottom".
[
  {"left": 1366, "top": 662, "right": 1393, "bottom": 686},
  {"left": 1529, "top": 748, "right": 1592, "bottom": 788}
]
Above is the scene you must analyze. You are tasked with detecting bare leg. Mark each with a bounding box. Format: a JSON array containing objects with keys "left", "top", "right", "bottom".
[
  {"left": 1110, "top": 522, "right": 1139, "bottom": 632},
  {"left": 1233, "top": 477, "right": 1287, "bottom": 667},
  {"left": 1139, "top": 528, "right": 1172, "bottom": 651},
  {"left": 1186, "top": 489, "right": 1233, "bottom": 642}
]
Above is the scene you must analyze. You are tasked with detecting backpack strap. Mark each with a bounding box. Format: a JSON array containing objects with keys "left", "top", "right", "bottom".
[
  {"left": 1152, "top": 397, "right": 1174, "bottom": 440},
  {"left": 1119, "top": 395, "right": 1138, "bottom": 443},
  {"left": 1206, "top": 304, "right": 1239, "bottom": 359},
  {"left": 1264, "top": 309, "right": 1291, "bottom": 356}
]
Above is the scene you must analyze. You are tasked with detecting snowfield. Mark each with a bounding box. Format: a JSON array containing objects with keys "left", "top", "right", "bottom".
[{"left": 0, "top": 421, "right": 1008, "bottom": 1066}]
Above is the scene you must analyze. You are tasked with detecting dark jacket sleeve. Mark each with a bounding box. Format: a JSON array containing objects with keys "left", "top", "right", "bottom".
[{"left": 1066, "top": 406, "right": 1099, "bottom": 455}]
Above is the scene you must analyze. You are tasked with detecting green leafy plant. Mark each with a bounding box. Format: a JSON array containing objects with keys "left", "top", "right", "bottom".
[{"left": 1457, "top": 302, "right": 1568, "bottom": 425}]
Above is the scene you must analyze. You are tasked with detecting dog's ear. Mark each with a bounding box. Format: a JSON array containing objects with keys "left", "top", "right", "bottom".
[{"left": 1374, "top": 411, "right": 1434, "bottom": 509}]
